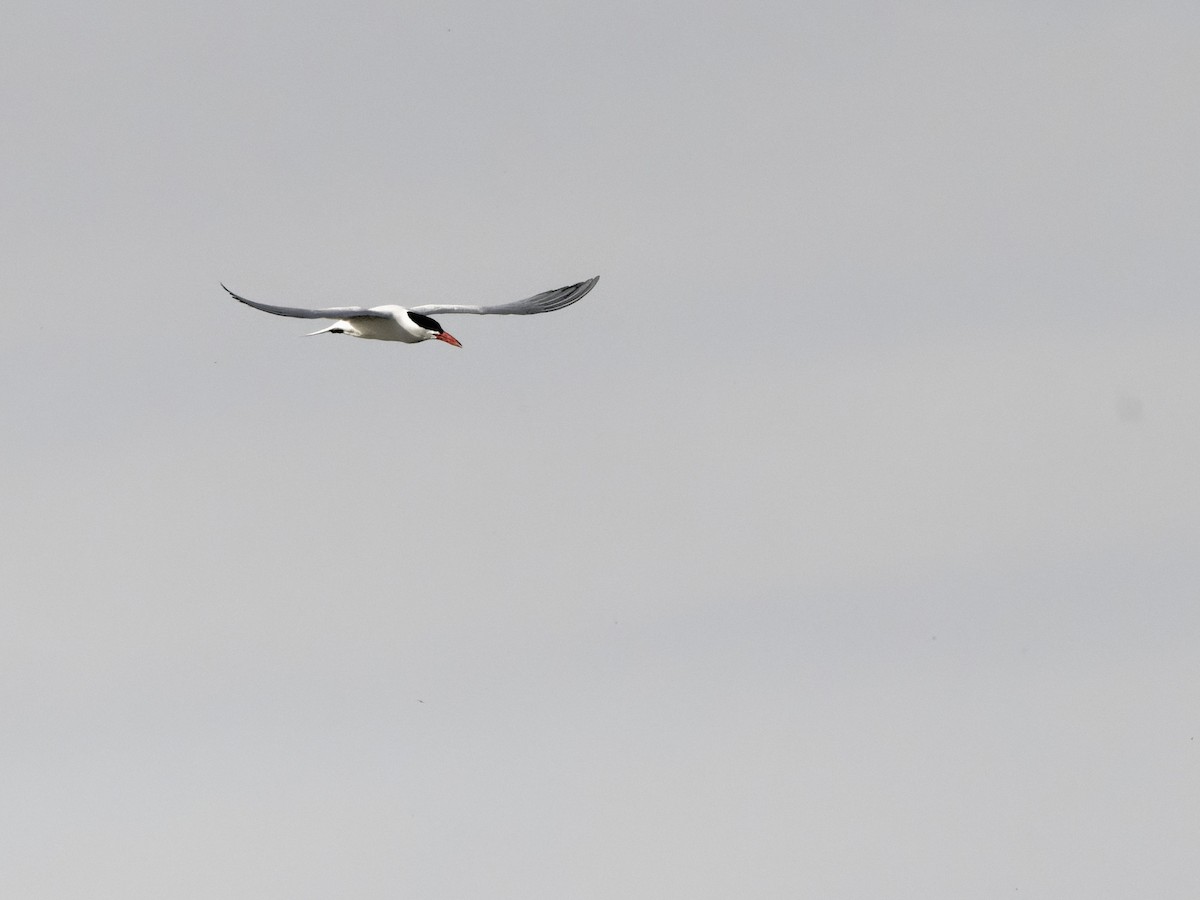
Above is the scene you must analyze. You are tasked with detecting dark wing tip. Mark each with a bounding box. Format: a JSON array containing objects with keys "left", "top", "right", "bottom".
[
  {"left": 535, "top": 275, "right": 600, "bottom": 313},
  {"left": 221, "top": 282, "right": 247, "bottom": 303}
]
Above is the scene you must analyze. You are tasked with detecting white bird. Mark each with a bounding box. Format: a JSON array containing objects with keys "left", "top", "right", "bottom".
[{"left": 223, "top": 276, "right": 599, "bottom": 348}]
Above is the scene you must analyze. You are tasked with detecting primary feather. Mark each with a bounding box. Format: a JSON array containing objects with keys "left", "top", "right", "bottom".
[
  {"left": 410, "top": 276, "right": 599, "bottom": 316},
  {"left": 220, "top": 284, "right": 390, "bottom": 319}
]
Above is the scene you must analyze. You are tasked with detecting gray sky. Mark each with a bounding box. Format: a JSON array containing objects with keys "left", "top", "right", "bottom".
[{"left": 4, "top": 1, "right": 1200, "bottom": 897}]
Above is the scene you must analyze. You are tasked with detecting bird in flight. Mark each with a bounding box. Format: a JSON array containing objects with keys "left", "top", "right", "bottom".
[{"left": 223, "top": 276, "right": 598, "bottom": 348}]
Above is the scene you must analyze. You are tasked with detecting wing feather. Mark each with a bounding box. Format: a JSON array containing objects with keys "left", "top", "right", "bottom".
[
  {"left": 410, "top": 276, "right": 598, "bottom": 317},
  {"left": 223, "top": 284, "right": 390, "bottom": 319}
]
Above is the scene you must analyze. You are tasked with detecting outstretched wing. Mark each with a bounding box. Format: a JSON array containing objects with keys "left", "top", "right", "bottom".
[
  {"left": 223, "top": 284, "right": 391, "bottom": 319},
  {"left": 410, "top": 276, "right": 598, "bottom": 317}
]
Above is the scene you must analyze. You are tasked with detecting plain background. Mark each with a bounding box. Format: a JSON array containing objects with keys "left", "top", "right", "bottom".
[{"left": 4, "top": 2, "right": 1199, "bottom": 897}]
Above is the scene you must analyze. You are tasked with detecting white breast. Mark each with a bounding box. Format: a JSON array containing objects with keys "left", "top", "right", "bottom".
[{"left": 350, "top": 308, "right": 424, "bottom": 343}]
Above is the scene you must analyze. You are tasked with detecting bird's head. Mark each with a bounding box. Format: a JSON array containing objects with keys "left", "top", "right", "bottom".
[{"left": 406, "top": 310, "right": 462, "bottom": 347}]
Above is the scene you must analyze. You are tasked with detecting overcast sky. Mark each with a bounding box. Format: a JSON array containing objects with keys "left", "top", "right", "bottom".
[{"left": 4, "top": 2, "right": 1200, "bottom": 897}]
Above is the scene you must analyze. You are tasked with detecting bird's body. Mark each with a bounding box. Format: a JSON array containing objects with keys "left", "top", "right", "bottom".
[
  {"left": 304, "top": 306, "right": 433, "bottom": 343},
  {"left": 223, "top": 276, "right": 598, "bottom": 348}
]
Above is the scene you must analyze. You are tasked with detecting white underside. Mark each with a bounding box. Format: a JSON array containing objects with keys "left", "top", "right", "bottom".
[{"left": 309, "top": 313, "right": 423, "bottom": 342}]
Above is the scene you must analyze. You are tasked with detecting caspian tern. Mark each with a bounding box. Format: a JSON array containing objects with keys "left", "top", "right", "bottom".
[{"left": 223, "top": 276, "right": 598, "bottom": 348}]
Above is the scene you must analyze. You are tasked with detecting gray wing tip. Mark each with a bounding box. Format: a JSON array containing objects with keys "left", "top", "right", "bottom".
[
  {"left": 221, "top": 282, "right": 250, "bottom": 304},
  {"left": 550, "top": 275, "right": 599, "bottom": 309},
  {"left": 533, "top": 275, "right": 599, "bottom": 311}
]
